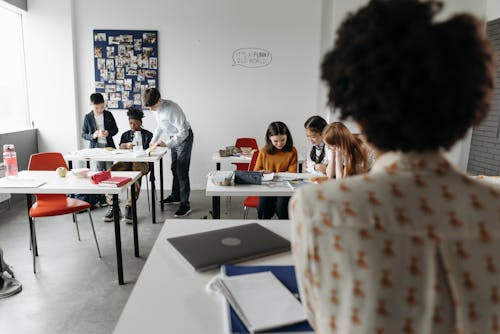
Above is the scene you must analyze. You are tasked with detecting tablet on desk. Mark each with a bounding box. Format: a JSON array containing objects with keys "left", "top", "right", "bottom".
[{"left": 166, "top": 223, "right": 291, "bottom": 272}]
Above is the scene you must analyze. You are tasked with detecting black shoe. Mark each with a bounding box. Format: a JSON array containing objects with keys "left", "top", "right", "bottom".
[
  {"left": 97, "top": 196, "right": 109, "bottom": 207},
  {"left": 103, "top": 207, "right": 121, "bottom": 222},
  {"left": 161, "top": 196, "right": 180, "bottom": 205},
  {"left": 174, "top": 204, "right": 192, "bottom": 218},
  {"left": 124, "top": 206, "right": 132, "bottom": 224}
]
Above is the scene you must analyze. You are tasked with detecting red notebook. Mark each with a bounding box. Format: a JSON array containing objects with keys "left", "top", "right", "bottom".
[{"left": 98, "top": 176, "right": 132, "bottom": 188}]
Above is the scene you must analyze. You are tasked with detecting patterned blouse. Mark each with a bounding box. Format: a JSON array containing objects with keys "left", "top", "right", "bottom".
[{"left": 290, "top": 151, "right": 500, "bottom": 334}]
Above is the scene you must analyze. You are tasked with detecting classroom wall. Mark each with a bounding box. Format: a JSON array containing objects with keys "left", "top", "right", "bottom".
[
  {"left": 487, "top": 0, "right": 500, "bottom": 20},
  {"left": 72, "top": 0, "right": 322, "bottom": 189}
]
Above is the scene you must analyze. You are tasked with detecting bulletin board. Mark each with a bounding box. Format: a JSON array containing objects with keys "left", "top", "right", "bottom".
[{"left": 93, "top": 29, "right": 158, "bottom": 110}]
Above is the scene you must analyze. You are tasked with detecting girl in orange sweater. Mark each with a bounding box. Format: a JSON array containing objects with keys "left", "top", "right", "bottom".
[{"left": 254, "top": 121, "right": 297, "bottom": 219}]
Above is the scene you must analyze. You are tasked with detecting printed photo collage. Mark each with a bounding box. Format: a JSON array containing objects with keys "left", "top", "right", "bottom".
[{"left": 93, "top": 30, "right": 158, "bottom": 109}]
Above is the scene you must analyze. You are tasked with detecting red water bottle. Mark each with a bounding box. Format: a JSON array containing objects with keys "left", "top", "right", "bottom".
[{"left": 3, "top": 144, "right": 18, "bottom": 177}]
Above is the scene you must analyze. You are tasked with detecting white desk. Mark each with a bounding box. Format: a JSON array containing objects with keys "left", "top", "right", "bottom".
[
  {"left": 205, "top": 173, "right": 313, "bottom": 219},
  {"left": 212, "top": 153, "right": 305, "bottom": 173},
  {"left": 0, "top": 170, "right": 141, "bottom": 285},
  {"left": 114, "top": 219, "right": 294, "bottom": 334},
  {"left": 65, "top": 147, "right": 168, "bottom": 223}
]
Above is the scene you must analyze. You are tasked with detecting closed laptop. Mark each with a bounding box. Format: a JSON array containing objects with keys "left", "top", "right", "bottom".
[{"left": 167, "top": 223, "right": 291, "bottom": 272}]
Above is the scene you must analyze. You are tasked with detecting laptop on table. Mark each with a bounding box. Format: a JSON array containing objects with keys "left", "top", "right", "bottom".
[{"left": 167, "top": 223, "right": 291, "bottom": 272}]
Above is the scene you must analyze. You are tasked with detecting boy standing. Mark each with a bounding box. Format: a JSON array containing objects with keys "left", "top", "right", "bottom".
[
  {"left": 143, "top": 88, "right": 193, "bottom": 217},
  {"left": 103, "top": 108, "right": 153, "bottom": 223},
  {"left": 81, "top": 93, "right": 119, "bottom": 206}
]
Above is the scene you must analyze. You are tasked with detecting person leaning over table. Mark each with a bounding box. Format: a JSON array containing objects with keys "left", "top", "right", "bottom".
[
  {"left": 290, "top": 1, "right": 499, "bottom": 333},
  {"left": 103, "top": 107, "right": 153, "bottom": 224},
  {"left": 143, "top": 88, "right": 194, "bottom": 218}
]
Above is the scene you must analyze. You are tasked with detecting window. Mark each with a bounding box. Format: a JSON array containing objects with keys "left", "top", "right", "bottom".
[{"left": 0, "top": 6, "right": 30, "bottom": 133}]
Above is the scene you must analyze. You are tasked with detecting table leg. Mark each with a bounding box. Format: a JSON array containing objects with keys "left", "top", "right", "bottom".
[
  {"left": 113, "top": 194, "right": 124, "bottom": 285},
  {"left": 212, "top": 196, "right": 220, "bottom": 219},
  {"left": 150, "top": 164, "right": 157, "bottom": 224},
  {"left": 160, "top": 158, "right": 164, "bottom": 212},
  {"left": 131, "top": 183, "right": 139, "bottom": 257},
  {"left": 216, "top": 162, "right": 221, "bottom": 171},
  {"left": 26, "top": 194, "right": 38, "bottom": 257}
]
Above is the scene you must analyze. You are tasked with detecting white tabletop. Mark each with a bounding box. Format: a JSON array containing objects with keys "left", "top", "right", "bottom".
[
  {"left": 206, "top": 178, "right": 295, "bottom": 197},
  {"left": 0, "top": 170, "right": 141, "bottom": 194},
  {"left": 65, "top": 147, "right": 168, "bottom": 163},
  {"left": 114, "top": 219, "right": 294, "bottom": 334},
  {"left": 211, "top": 152, "right": 252, "bottom": 164}
]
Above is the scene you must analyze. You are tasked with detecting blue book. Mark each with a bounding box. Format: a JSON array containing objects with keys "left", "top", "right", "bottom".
[{"left": 222, "top": 264, "right": 313, "bottom": 333}]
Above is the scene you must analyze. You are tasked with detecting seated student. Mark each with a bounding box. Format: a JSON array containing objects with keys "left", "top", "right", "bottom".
[
  {"left": 304, "top": 116, "right": 330, "bottom": 175},
  {"left": 81, "top": 93, "right": 119, "bottom": 207},
  {"left": 103, "top": 108, "right": 153, "bottom": 223},
  {"left": 254, "top": 121, "right": 297, "bottom": 219},
  {"left": 291, "top": 1, "right": 497, "bottom": 333},
  {"left": 323, "top": 122, "right": 368, "bottom": 179}
]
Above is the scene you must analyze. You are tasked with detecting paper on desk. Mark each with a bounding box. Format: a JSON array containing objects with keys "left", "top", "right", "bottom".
[
  {"left": 0, "top": 177, "right": 45, "bottom": 188},
  {"left": 216, "top": 271, "right": 307, "bottom": 333},
  {"left": 275, "top": 172, "right": 311, "bottom": 181}
]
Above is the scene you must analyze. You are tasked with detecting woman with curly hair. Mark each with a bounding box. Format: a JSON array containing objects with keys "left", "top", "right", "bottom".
[
  {"left": 290, "top": 1, "right": 497, "bottom": 333},
  {"left": 322, "top": 122, "right": 368, "bottom": 178}
]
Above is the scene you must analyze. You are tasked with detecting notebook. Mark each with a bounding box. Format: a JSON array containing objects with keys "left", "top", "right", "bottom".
[
  {"left": 215, "top": 271, "right": 307, "bottom": 333},
  {"left": 97, "top": 176, "right": 132, "bottom": 187},
  {"left": 222, "top": 265, "right": 313, "bottom": 333},
  {"left": 167, "top": 223, "right": 291, "bottom": 272}
]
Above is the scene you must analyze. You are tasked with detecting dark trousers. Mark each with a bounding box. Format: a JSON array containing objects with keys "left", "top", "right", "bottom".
[
  {"left": 257, "top": 196, "right": 290, "bottom": 220},
  {"left": 171, "top": 129, "right": 193, "bottom": 206}
]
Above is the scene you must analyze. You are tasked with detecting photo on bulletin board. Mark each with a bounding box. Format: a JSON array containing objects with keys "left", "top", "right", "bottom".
[{"left": 93, "top": 29, "right": 158, "bottom": 110}]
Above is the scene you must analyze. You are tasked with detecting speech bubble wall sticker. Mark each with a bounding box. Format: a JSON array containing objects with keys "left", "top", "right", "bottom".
[{"left": 232, "top": 48, "right": 272, "bottom": 68}]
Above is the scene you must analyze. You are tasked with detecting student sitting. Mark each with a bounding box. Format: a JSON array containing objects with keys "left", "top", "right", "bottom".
[
  {"left": 254, "top": 121, "right": 297, "bottom": 219},
  {"left": 323, "top": 122, "right": 368, "bottom": 179},
  {"left": 304, "top": 116, "right": 330, "bottom": 176},
  {"left": 103, "top": 108, "right": 153, "bottom": 223}
]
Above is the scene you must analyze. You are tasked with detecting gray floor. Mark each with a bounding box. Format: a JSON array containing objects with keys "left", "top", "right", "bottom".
[{"left": 0, "top": 190, "right": 257, "bottom": 334}]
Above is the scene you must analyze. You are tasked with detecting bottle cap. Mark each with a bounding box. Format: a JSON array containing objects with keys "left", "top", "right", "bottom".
[{"left": 3, "top": 144, "right": 15, "bottom": 151}]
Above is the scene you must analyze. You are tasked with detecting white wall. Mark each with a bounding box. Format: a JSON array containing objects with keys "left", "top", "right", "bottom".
[
  {"left": 487, "top": 0, "right": 500, "bottom": 20},
  {"left": 73, "top": 0, "right": 322, "bottom": 189},
  {"left": 23, "top": 0, "right": 79, "bottom": 153}
]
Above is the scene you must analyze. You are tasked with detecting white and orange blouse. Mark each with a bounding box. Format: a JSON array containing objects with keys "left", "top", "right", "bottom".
[{"left": 290, "top": 151, "right": 500, "bottom": 334}]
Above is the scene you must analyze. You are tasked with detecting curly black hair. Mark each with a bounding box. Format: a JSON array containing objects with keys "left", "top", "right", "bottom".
[
  {"left": 127, "top": 107, "right": 144, "bottom": 120},
  {"left": 321, "top": 0, "right": 495, "bottom": 151}
]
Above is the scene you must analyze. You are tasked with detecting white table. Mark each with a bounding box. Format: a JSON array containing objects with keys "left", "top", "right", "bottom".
[
  {"left": 114, "top": 219, "right": 294, "bottom": 334},
  {"left": 212, "top": 153, "right": 305, "bottom": 172},
  {"left": 0, "top": 170, "right": 141, "bottom": 285},
  {"left": 65, "top": 147, "right": 168, "bottom": 224},
  {"left": 205, "top": 173, "right": 313, "bottom": 219}
]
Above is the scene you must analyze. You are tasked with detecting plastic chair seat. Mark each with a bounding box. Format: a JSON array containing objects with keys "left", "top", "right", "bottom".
[
  {"left": 243, "top": 196, "right": 259, "bottom": 208},
  {"left": 29, "top": 198, "right": 90, "bottom": 217}
]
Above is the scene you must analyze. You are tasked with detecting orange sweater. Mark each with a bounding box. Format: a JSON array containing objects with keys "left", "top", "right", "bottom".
[{"left": 253, "top": 147, "right": 298, "bottom": 173}]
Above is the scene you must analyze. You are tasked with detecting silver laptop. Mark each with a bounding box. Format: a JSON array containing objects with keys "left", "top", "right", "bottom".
[{"left": 167, "top": 223, "right": 291, "bottom": 272}]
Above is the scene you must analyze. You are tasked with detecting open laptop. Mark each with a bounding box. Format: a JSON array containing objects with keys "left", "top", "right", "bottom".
[{"left": 167, "top": 223, "right": 291, "bottom": 272}]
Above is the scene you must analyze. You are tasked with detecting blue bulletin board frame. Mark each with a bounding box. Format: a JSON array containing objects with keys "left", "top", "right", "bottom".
[{"left": 93, "top": 29, "right": 158, "bottom": 110}]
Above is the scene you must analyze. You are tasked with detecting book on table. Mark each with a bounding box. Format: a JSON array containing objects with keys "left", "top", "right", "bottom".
[
  {"left": 97, "top": 176, "right": 132, "bottom": 187},
  {"left": 219, "top": 264, "right": 313, "bottom": 333}
]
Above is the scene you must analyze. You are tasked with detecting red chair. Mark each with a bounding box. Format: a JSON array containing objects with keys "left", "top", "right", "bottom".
[
  {"left": 243, "top": 150, "right": 260, "bottom": 219},
  {"left": 28, "top": 152, "right": 101, "bottom": 273},
  {"left": 233, "top": 138, "right": 258, "bottom": 171}
]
